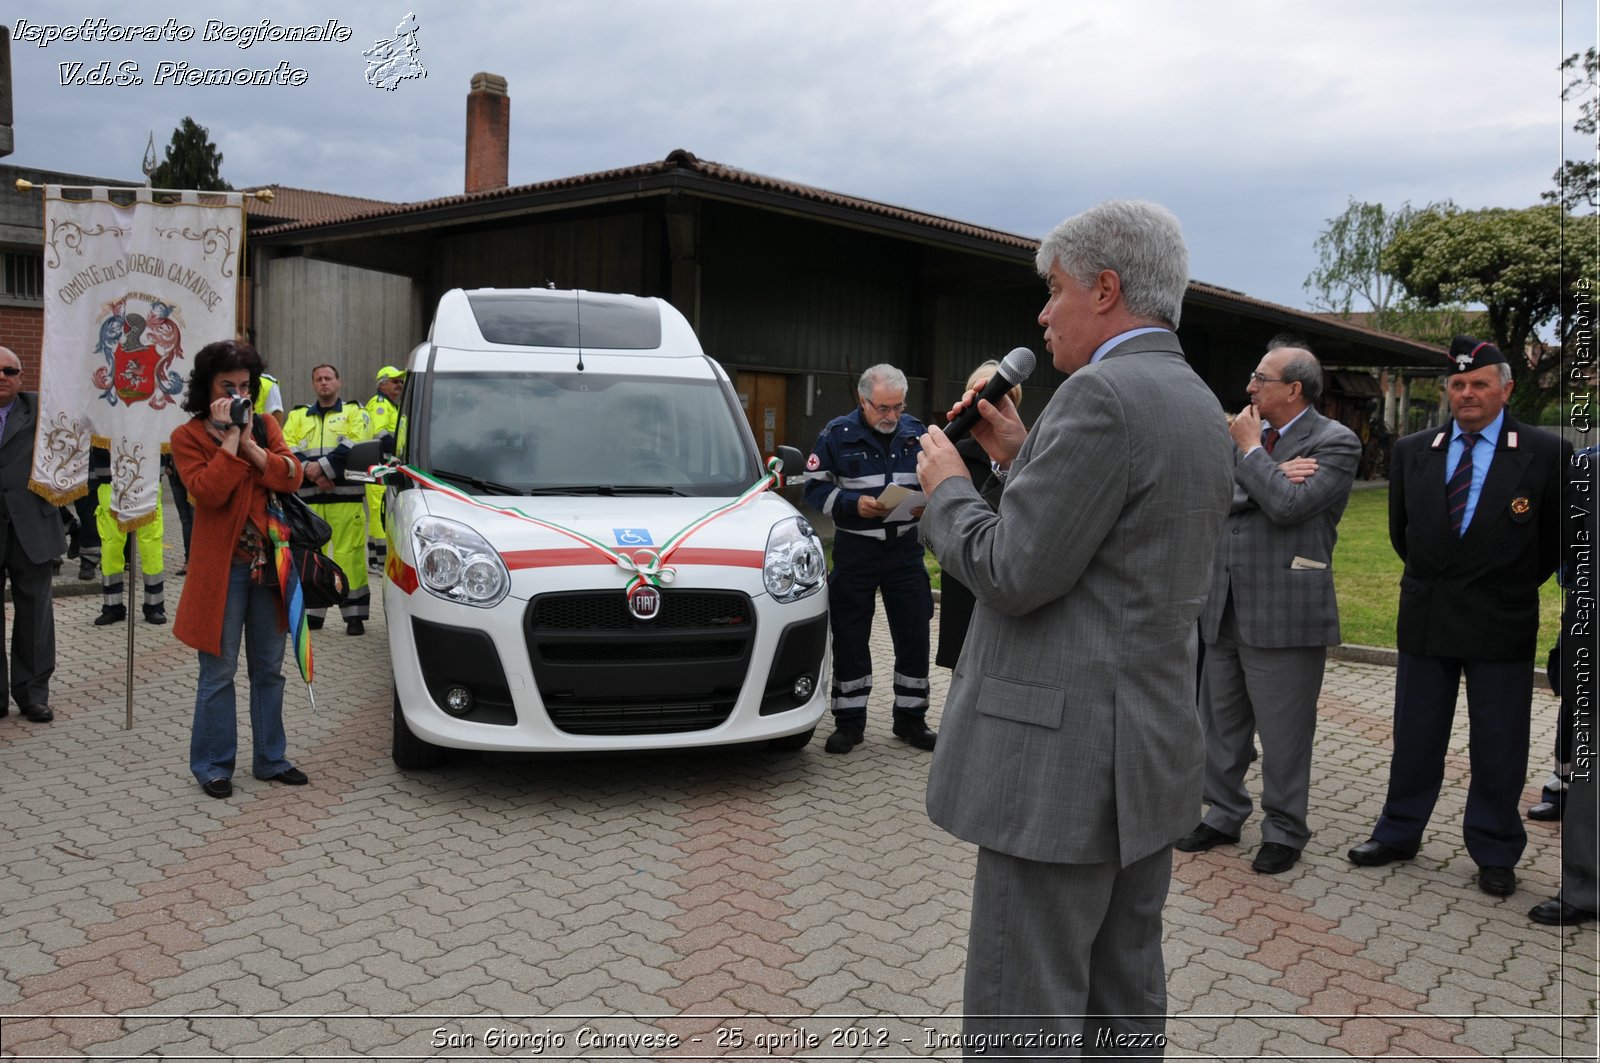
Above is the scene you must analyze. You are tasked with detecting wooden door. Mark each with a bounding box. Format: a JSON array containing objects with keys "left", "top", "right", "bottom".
[{"left": 735, "top": 372, "right": 788, "bottom": 457}]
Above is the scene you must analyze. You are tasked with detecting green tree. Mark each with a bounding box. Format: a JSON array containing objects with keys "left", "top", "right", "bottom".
[
  {"left": 1304, "top": 197, "right": 1471, "bottom": 344},
  {"left": 1382, "top": 203, "right": 1593, "bottom": 421},
  {"left": 149, "top": 117, "right": 231, "bottom": 191},
  {"left": 1543, "top": 47, "right": 1596, "bottom": 211},
  {"left": 1304, "top": 198, "right": 1416, "bottom": 321}
]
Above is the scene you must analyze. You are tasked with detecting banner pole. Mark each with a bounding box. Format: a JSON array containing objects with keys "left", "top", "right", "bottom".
[
  {"left": 13, "top": 178, "right": 274, "bottom": 202},
  {"left": 125, "top": 531, "right": 136, "bottom": 730}
]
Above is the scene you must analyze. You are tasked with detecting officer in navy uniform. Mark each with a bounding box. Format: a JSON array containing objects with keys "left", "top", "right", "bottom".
[
  {"left": 803, "top": 364, "right": 936, "bottom": 754},
  {"left": 1350, "top": 337, "right": 1571, "bottom": 898}
]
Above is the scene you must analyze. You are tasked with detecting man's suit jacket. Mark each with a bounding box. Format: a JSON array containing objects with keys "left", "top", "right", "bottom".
[
  {"left": 1390, "top": 415, "right": 1568, "bottom": 662},
  {"left": 1198, "top": 408, "right": 1361, "bottom": 649},
  {"left": 921, "top": 332, "right": 1234, "bottom": 868},
  {"left": 0, "top": 393, "right": 67, "bottom": 566}
]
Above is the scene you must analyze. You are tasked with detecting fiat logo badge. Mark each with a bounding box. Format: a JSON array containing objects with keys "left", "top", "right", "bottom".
[{"left": 628, "top": 583, "right": 661, "bottom": 621}]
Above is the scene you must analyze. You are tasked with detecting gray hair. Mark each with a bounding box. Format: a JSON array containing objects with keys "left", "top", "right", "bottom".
[
  {"left": 858, "top": 364, "right": 908, "bottom": 399},
  {"left": 1267, "top": 334, "right": 1323, "bottom": 405},
  {"left": 1497, "top": 362, "right": 1514, "bottom": 385},
  {"left": 1034, "top": 200, "right": 1190, "bottom": 328}
]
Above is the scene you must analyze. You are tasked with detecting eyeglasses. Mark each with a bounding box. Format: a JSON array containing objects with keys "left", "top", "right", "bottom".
[
  {"left": 868, "top": 402, "right": 907, "bottom": 416},
  {"left": 0, "top": 367, "right": 22, "bottom": 377},
  {"left": 1247, "top": 372, "right": 1285, "bottom": 385}
]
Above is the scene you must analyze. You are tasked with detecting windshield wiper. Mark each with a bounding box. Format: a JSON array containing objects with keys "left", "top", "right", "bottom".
[
  {"left": 597, "top": 484, "right": 689, "bottom": 496},
  {"left": 429, "top": 468, "right": 523, "bottom": 495}
]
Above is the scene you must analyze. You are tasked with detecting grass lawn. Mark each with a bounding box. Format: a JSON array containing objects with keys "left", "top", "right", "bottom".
[
  {"left": 1333, "top": 488, "right": 1563, "bottom": 653},
  {"left": 904, "top": 486, "right": 1561, "bottom": 656}
]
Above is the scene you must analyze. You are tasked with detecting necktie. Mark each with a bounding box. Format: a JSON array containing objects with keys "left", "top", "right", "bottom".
[
  {"left": 1447, "top": 431, "right": 1480, "bottom": 535},
  {"left": 1262, "top": 427, "right": 1280, "bottom": 455}
]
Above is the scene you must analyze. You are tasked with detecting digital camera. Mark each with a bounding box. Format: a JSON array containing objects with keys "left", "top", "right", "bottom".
[{"left": 222, "top": 383, "right": 251, "bottom": 427}]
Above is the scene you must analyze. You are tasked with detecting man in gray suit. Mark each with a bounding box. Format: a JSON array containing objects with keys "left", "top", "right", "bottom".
[
  {"left": 916, "top": 200, "right": 1233, "bottom": 1052},
  {"left": 0, "top": 346, "right": 66, "bottom": 722},
  {"left": 1176, "top": 338, "right": 1359, "bottom": 875}
]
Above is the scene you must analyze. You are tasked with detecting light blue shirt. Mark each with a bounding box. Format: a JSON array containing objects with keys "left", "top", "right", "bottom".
[
  {"left": 0, "top": 399, "right": 16, "bottom": 443},
  {"left": 1446, "top": 410, "right": 1505, "bottom": 533},
  {"left": 1090, "top": 327, "right": 1171, "bottom": 365}
]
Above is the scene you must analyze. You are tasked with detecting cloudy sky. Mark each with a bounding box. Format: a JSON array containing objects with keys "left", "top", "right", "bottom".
[{"left": 7, "top": 2, "right": 1590, "bottom": 315}]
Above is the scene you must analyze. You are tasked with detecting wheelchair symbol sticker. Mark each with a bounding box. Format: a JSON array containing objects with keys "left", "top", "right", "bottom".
[{"left": 614, "top": 528, "right": 654, "bottom": 546}]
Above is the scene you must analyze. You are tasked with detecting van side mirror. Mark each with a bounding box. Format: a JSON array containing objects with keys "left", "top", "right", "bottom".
[
  {"left": 346, "top": 439, "right": 386, "bottom": 483},
  {"left": 774, "top": 445, "right": 805, "bottom": 486}
]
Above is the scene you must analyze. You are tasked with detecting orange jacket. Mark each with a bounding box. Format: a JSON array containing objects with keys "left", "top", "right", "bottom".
[{"left": 170, "top": 416, "right": 303, "bottom": 656}]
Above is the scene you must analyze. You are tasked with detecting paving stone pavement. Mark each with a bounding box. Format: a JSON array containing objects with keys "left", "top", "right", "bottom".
[{"left": 0, "top": 516, "right": 1596, "bottom": 1059}]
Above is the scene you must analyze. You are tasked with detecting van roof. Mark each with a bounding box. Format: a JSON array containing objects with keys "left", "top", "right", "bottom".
[{"left": 430, "top": 288, "right": 685, "bottom": 352}]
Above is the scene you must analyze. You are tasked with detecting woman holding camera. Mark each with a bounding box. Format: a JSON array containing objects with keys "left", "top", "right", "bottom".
[{"left": 170, "top": 340, "right": 307, "bottom": 799}]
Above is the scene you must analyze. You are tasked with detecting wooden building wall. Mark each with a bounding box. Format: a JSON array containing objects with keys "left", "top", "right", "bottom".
[
  {"left": 695, "top": 203, "right": 1050, "bottom": 448},
  {"left": 250, "top": 256, "right": 422, "bottom": 410},
  {"left": 429, "top": 213, "right": 660, "bottom": 308}
]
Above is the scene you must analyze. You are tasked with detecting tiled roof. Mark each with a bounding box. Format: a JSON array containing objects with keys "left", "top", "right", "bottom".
[
  {"left": 244, "top": 151, "right": 1442, "bottom": 359},
  {"left": 1193, "top": 285, "right": 1442, "bottom": 350},
  {"left": 248, "top": 150, "right": 1039, "bottom": 250},
  {"left": 241, "top": 184, "right": 397, "bottom": 226}
]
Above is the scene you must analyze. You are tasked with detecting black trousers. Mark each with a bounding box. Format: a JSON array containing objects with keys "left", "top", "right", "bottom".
[
  {"left": 0, "top": 522, "right": 56, "bottom": 710},
  {"left": 1373, "top": 652, "right": 1532, "bottom": 868}
]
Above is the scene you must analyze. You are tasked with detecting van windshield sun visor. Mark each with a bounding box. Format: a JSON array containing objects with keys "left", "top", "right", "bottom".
[{"left": 466, "top": 293, "right": 663, "bottom": 349}]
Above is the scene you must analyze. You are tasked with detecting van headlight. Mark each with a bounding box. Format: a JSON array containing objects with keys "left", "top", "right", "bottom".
[
  {"left": 763, "top": 517, "right": 826, "bottom": 603},
  {"left": 412, "top": 516, "right": 510, "bottom": 608}
]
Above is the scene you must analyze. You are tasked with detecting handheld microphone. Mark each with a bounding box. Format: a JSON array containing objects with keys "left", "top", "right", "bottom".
[{"left": 942, "top": 347, "right": 1036, "bottom": 443}]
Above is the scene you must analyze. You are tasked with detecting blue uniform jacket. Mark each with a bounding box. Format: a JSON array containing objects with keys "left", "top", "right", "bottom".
[{"left": 802, "top": 408, "right": 926, "bottom": 538}]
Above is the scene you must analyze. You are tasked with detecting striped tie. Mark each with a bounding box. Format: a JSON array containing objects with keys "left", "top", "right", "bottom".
[{"left": 1447, "top": 432, "right": 1480, "bottom": 535}]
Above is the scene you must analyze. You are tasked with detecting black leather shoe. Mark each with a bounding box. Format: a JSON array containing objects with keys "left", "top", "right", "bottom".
[
  {"left": 1527, "top": 800, "right": 1562, "bottom": 822},
  {"left": 1477, "top": 865, "right": 1516, "bottom": 896},
  {"left": 77, "top": 560, "right": 96, "bottom": 580},
  {"left": 268, "top": 767, "right": 309, "bottom": 786},
  {"left": 143, "top": 606, "right": 167, "bottom": 625},
  {"left": 824, "top": 727, "right": 864, "bottom": 754},
  {"left": 1252, "top": 842, "right": 1301, "bottom": 874},
  {"left": 1175, "top": 823, "right": 1239, "bottom": 853},
  {"left": 307, "top": 615, "right": 324, "bottom": 630},
  {"left": 93, "top": 605, "right": 126, "bottom": 626},
  {"left": 346, "top": 620, "right": 365, "bottom": 636},
  {"left": 21, "top": 704, "right": 52, "bottom": 723},
  {"left": 201, "top": 778, "right": 232, "bottom": 799},
  {"left": 1530, "top": 898, "right": 1596, "bottom": 925},
  {"left": 891, "top": 720, "right": 937, "bottom": 750},
  {"left": 1347, "top": 838, "right": 1414, "bottom": 867}
]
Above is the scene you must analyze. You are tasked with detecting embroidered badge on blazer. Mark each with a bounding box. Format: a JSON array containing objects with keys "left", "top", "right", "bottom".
[{"left": 1509, "top": 496, "right": 1533, "bottom": 523}]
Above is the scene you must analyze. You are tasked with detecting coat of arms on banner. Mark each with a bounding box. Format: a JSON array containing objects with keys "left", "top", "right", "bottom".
[
  {"left": 93, "top": 295, "right": 187, "bottom": 409},
  {"left": 33, "top": 187, "right": 244, "bottom": 530}
]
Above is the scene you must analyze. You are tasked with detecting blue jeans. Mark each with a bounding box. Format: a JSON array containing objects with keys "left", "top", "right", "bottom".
[{"left": 189, "top": 563, "right": 294, "bottom": 784}]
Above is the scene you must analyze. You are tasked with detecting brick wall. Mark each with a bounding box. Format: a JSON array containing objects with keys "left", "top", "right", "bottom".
[{"left": 0, "top": 305, "right": 42, "bottom": 385}]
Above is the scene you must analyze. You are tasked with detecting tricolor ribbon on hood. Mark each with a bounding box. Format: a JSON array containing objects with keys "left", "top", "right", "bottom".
[{"left": 371, "top": 457, "right": 783, "bottom": 592}]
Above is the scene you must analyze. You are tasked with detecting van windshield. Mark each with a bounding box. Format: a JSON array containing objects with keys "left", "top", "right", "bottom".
[{"left": 421, "top": 371, "right": 762, "bottom": 496}]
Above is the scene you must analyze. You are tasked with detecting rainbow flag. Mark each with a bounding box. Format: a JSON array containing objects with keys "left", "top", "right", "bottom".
[{"left": 264, "top": 495, "right": 313, "bottom": 683}]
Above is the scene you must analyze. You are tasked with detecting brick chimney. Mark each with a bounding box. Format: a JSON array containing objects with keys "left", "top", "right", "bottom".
[{"left": 465, "top": 72, "right": 509, "bottom": 193}]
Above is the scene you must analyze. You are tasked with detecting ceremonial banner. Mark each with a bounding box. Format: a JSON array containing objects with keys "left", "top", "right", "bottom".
[{"left": 33, "top": 187, "right": 245, "bottom": 529}]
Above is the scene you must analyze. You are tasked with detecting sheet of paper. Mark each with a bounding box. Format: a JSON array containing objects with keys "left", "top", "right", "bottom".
[{"left": 876, "top": 483, "right": 928, "bottom": 522}]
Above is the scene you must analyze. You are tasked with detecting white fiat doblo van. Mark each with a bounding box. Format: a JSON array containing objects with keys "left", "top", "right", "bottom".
[{"left": 358, "top": 288, "right": 829, "bottom": 768}]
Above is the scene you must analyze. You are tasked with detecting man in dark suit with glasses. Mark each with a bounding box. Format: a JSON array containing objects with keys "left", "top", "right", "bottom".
[{"left": 0, "top": 346, "right": 67, "bottom": 723}]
